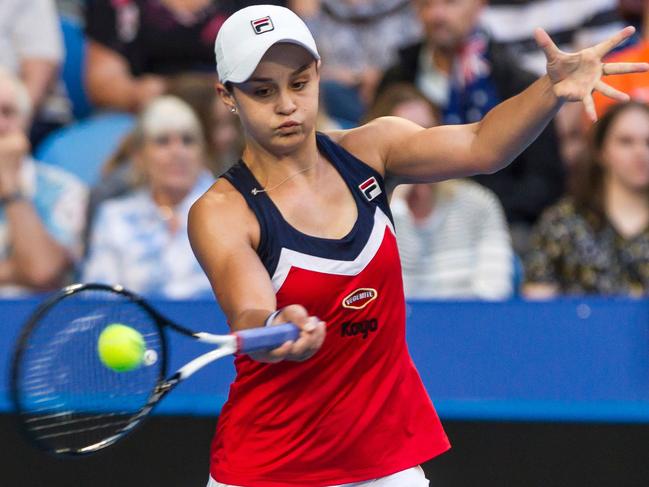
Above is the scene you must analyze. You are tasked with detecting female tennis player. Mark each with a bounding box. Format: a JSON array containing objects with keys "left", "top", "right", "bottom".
[{"left": 188, "top": 5, "right": 647, "bottom": 486}]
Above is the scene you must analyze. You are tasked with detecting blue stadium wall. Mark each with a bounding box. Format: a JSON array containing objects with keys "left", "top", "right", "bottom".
[{"left": 2, "top": 297, "right": 649, "bottom": 486}]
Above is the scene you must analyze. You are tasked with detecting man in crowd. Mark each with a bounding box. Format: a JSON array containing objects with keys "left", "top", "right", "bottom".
[{"left": 378, "top": 0, "right": 564, "bottom": 250}]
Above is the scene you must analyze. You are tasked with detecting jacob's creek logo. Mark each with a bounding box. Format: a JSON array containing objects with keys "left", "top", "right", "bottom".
[
  {"left": 251, "top": 16, "right": 274, "bottom": 34},
  {"left": 342, "top": 288, "right": 377, "bottom": 310},
  {"left": 341, "top": 319, "right": 378, "bottom": 339}
]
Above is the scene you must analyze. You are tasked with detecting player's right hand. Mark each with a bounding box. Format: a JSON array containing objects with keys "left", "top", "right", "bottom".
[{"left": 251, "top": 304, "right": 326, "bottom": 363}]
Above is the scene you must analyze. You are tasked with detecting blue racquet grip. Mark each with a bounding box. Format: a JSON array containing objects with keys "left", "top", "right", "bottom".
[{"left": 235, "top": 323, "right": 300, "bottom": 354}]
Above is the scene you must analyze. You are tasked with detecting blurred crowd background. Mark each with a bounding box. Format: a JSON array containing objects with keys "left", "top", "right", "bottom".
[{"left": 3, "top": 0, "right": 649, "bottom": 301}]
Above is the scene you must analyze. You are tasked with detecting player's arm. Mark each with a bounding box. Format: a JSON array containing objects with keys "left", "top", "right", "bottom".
[
  {"left": 188, "top": 181, "right": 326, "bottom": 363},
  {"left": 357, "top": 27, "right": 648, "bottom": 183}
]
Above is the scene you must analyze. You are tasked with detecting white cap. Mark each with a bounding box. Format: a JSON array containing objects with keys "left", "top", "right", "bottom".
[{"left": 214, "top": 5, "right": 320, "bottom": 84}]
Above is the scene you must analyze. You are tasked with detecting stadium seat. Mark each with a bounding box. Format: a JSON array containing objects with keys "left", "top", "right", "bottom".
[
  {"left": 60, "top": 16, "right": 93, "bottom": 119},
  {"left": 35, "top": 112, "right": 135, "bottom": 185}
]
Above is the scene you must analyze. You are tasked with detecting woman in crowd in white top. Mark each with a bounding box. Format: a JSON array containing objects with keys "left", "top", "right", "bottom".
[
  {"left": 83, "top": 96, "right": 214, "bottom": 298},
  {"left": 367, "top": 83, "right": 514, "bottom": 299}
]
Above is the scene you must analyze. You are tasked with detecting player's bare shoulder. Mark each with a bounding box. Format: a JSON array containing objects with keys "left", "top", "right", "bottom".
[
  {"left": 323, "top": 117, "right": 421, "bottom": 177},
  {"left": 188, "top": 177, "right": 260, "bottom": 250}
]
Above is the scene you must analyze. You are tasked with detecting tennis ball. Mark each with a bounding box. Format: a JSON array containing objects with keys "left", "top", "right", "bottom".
[{"left": 97, "top": 323, "right": 145, "bottom": 372}]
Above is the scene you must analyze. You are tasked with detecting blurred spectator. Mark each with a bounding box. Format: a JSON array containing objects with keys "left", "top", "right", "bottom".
[
  {"left": 393, "top": 180, "right": 514, "bottom": 300},
  {"left": 525, "top": 102, "right": 649, "bottom": 298},
  {"left": 83, "top": 96, "right": 214, "bottom": 298},
  {"left": 167, "top": 74, "right": 242, "bottom": 175},
  {"left": 294, "top": 0, "right": 422, "bottom": 125},
  {"left": 378, "top": 0, "right": 564, "bottom": 251},
  {"left": 481, "top": 0, "right": 624, "bottom": 76},
  {"left": 1, "top": 0, "right": 71, "bottom": 146},
  {"left": 594, "top": 0, "right": 649, "bottom": 117},
  {"left": 0, "top": 69, "right": 87, "bottom": 295},
  {"left": 369, "top": 83, "right": 513, "bottom": 299},
  {"left": 84, "top": 75, "right": 242, "bottom": 248},
  {"left": 85, "top": 0, "right": 237, "bottom": 112}
]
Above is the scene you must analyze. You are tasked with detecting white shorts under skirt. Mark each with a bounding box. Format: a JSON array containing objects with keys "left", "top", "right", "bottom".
[{"left": 207, "top": 466, "right": 429, "bottom": 487}]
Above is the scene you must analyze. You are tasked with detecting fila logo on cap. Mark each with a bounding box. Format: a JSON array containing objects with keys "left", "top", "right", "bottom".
[
  {"left": 358, "top": 177, "right": 381, "bottom": 202},
  {"left": 251, "top": 16, "right": 274, "bottom": 34}
]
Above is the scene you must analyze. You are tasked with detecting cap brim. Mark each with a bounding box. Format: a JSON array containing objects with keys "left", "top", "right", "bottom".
[{"left": 226, "top": 38, "right": 320, "bottom": 84}]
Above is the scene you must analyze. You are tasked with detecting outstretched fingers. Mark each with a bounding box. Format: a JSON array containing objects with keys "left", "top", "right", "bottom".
[
  {"left": 593, "top": 26, "right": 636, "bottom": 58},
  {"left": 534, "top": 27, "right": 562, "bottom": 60},
  {"left": 595, "top": 80, "right": 630, "bottom": 102},
  {"left": 603, "top": 61, "right": 649, "bottom": 76}
]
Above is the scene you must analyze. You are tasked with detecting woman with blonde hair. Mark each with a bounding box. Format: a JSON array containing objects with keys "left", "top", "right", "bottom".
[{"left": 83, "top": 95, "right": 214, "bottom": 298}]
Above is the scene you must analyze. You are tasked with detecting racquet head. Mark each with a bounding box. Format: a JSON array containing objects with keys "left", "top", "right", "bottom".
[{"left": 11, "top": 283, "right": 168, "bottom": 456}]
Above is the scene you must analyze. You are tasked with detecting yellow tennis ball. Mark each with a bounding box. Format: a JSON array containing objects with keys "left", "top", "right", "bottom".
[{"left": 97, "top": 323, "right": 145, "bottom": 372}]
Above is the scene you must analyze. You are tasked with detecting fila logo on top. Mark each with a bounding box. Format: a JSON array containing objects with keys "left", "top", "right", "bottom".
[
  {"left": 251, "top": 16, "right": 274, "bottom": 34},
  {"left": 358, "top": 177, "right": 382, "bottom": 202}
]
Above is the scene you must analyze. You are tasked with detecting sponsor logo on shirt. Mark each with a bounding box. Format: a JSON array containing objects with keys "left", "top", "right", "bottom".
[
  {"left": 341, "top": 318, "right": 378, "bottom": 339},
  {"left": 251, "top": 16, "right": 274, "bottom": 34},
  {"left": 342, "top": 288, "right": 377, "bottom": 310},
  {"left": 358, "top": 177, "right": 382, "bottom": 202}
]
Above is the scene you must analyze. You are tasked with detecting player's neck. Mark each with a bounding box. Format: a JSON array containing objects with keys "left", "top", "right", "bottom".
[{"left": 242, "top": 132, "right": 321, "bottom": 185}]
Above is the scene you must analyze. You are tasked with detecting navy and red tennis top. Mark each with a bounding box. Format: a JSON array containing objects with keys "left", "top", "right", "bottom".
[{"left": 211, "top": 133, "right": 449, "bottom": 486}]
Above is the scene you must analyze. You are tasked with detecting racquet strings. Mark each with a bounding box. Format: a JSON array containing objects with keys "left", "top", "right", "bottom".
[{"left": 13, "top": 288, "right": 164, "bottom": 454}]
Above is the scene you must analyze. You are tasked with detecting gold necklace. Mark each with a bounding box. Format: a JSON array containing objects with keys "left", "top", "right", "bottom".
[{"left": 251, "top": 154, "right": 320, "bottom": 196}]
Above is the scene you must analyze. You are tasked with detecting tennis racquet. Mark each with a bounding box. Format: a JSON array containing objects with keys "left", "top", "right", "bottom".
[{"left": 10, "top": 283, "right": 299, "bottom": 456}]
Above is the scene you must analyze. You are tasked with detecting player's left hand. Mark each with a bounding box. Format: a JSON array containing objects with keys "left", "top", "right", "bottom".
[
  {"left": 535, "top": 26, "right": 649, "bottom": 122},
  {"left": 248, "top": 304, "right": 326, "bottom": 364}
]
